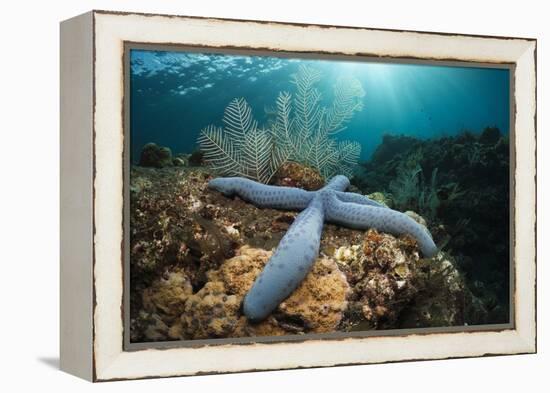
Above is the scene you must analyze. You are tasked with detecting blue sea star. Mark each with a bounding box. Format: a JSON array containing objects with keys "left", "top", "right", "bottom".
[{"left": 208, "top": 175, "right": 438, "bottom": 321}]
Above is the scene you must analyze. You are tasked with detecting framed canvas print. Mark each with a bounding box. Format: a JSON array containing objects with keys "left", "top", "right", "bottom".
[{"left": 60, "top": 10, "right": 537, "bottom": 381}]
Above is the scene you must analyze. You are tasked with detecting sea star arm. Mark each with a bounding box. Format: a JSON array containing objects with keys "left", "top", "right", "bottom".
[
  {"left": 324, "top": 176, "right": 387, "bottom": 208},
  {"left": 323, "top": 175, "right": 351, "bottom": 192},
  {"left": 333, "top": 191, "right": 388, "bottom": 208},
  {"left": 325, "top": 193, "right": 438, "bottom": 257},
  {"left": 208, "top": 177, "right": 314, "bottom": 210},
  {"left": 243, "top": 195, "right": 325, "bottom": 320}
]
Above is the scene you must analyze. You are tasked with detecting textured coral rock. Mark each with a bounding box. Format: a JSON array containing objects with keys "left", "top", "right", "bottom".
[
  {"left": 180, "top": 246, "right": 350, "bottom": 339},
  {"left": 136, "top": 267, "right": 194, "bottom": 341},
  {"left": 129, "top": 174, "right": 152, "bottom": 195},
  {"left": 273, "top": 161, "right": 325, "bottom": 191},
  {"left": 340, "top": 229, "right": 420, "bottom": 329},
  {"left": 188, "top": 150, "right": 205, "bottom": 166},
  {"left": 181, "top": 281, "right": 242, "bottom": 339},
  {"left": 214, "top": 246, "right": 269, "bottom": 296},
  {"left": 142, "top": 267, "right": 194, "bottom": 318},
  {"left": 172, "top": 155, "right": 188, "bottom": 167},
  {"left": 398, "top": 252, "right": 475, "bottom": 328},
  {"left": 139, "top": 142, "right": 174, "bottom": 168},
  {"left": 404, "top": 210, "right": 428, "bottom": 228},
  {"left": 277, "top": 257, "right": 350, "bottom": 332},
  {"left": 131, "top": 310, "right": 171, "bottom": 342},
  {"left": 366, "top": 191, "right": 392, "bottom": 208},
  {"left": 356, "top": 131, "right": 510, "bottom": 323},
  {"left": 179, "top": 247, "right": 268, "bottom": 339},
  {"left": 129, "top": 167, "right": 235, "bottom": 280},
  {"left": 336, "top": 228, "right": 478, "bottom": 330}
]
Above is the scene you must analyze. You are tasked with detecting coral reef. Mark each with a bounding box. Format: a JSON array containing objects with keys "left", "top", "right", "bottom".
[
  {"left": 180, "top": 281, "right": 242, "bottom": 339},
  {"left": 338, "top": 229, "right": 474, "bottom": 330},
  {"left": 197, "top": 65, "right": 364, "bottom": 183},
  {"left": 129, "top": 164, "right": 485, "bottom": 342},
  {"left": 273, "top": 161, "right": 324, "bottom": 191},
  {"left": 138, "top": 266, "right": 194, "bottom": 340},
  {"left": 388, "top": 150, "right": 445, "bottom": 221},
  {"left": 189, "top": 246, "right": 349, "bottom": 338},
  {"left": 172, "top": 156, "right": 187, "bottom": 167},
  {"left": 136, "top": 246, "right": 349, "bottom": 340},
  {"left": 276, "top": 256, "right": 350, "bottom": 333},
  {"left": 209, "top": 175, "right": 437, "bottom": 320},
  {"left": 479, "top": 126, "right": 502, "bottom": 145},
  {"left": 366, "top": 192, "right": 392, "bottom": 208},
  {"left": 354, "top": 128, "right": 510, "bottom": 323},
  {"left": 188, "top": 150, "right": 205, "bottom": 166},
  {"left": 138, "top": 142, "right": 174, "bottom": 168}
]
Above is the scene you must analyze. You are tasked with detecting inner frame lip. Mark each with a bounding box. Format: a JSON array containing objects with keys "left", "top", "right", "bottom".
[{"left": 122, "top": 41, "right": 516, "bottom": 352}]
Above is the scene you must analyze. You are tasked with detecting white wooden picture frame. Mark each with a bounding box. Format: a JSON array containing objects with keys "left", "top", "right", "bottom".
[{"left": 60, "top": 10, "right": 536, "bottom": 381}]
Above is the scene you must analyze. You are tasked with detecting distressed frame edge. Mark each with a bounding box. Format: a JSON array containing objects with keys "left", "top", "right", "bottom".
[
  {"left": 91, "top": 8, "right": 538, "bottom": 42},
  {"left": 512, "top": 40, "right": 537, "bottom": 354},
  {"left": 59, "top": 11, "right": 95, "bottom": 381},
  {"left": 89, "top": 11, "right": 537, "bottom": 382}
]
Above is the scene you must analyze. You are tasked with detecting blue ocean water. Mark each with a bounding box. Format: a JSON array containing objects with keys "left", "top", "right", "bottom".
[{"left": 130, "top": 49, "right": 510, "bottom": 162}]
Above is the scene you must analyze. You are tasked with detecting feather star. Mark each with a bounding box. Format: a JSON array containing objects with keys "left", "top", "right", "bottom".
[{"left": 208, "top": 175, "right": 438, "bottom": 321}]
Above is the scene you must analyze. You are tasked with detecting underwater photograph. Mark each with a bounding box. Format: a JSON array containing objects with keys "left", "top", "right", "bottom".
[{"left": 127, "top": 47, "right": 511, "bottom": 343}]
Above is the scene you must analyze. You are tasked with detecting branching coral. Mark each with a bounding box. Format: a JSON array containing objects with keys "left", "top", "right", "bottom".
[
  {"left": 270, "top": 66, "right": 364, "bottom": 179},
  {"left": 197, "top": 97, "right": 287, "bottom": 184},
  {"left": 198, "top": 65, "right": 365, "bottom": 183},
  {"left": 389, "top": 149, "right": 444, "bottom": 221},
  {"left": 389, "top": 162, "right": 423, "bottom": 210}
]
